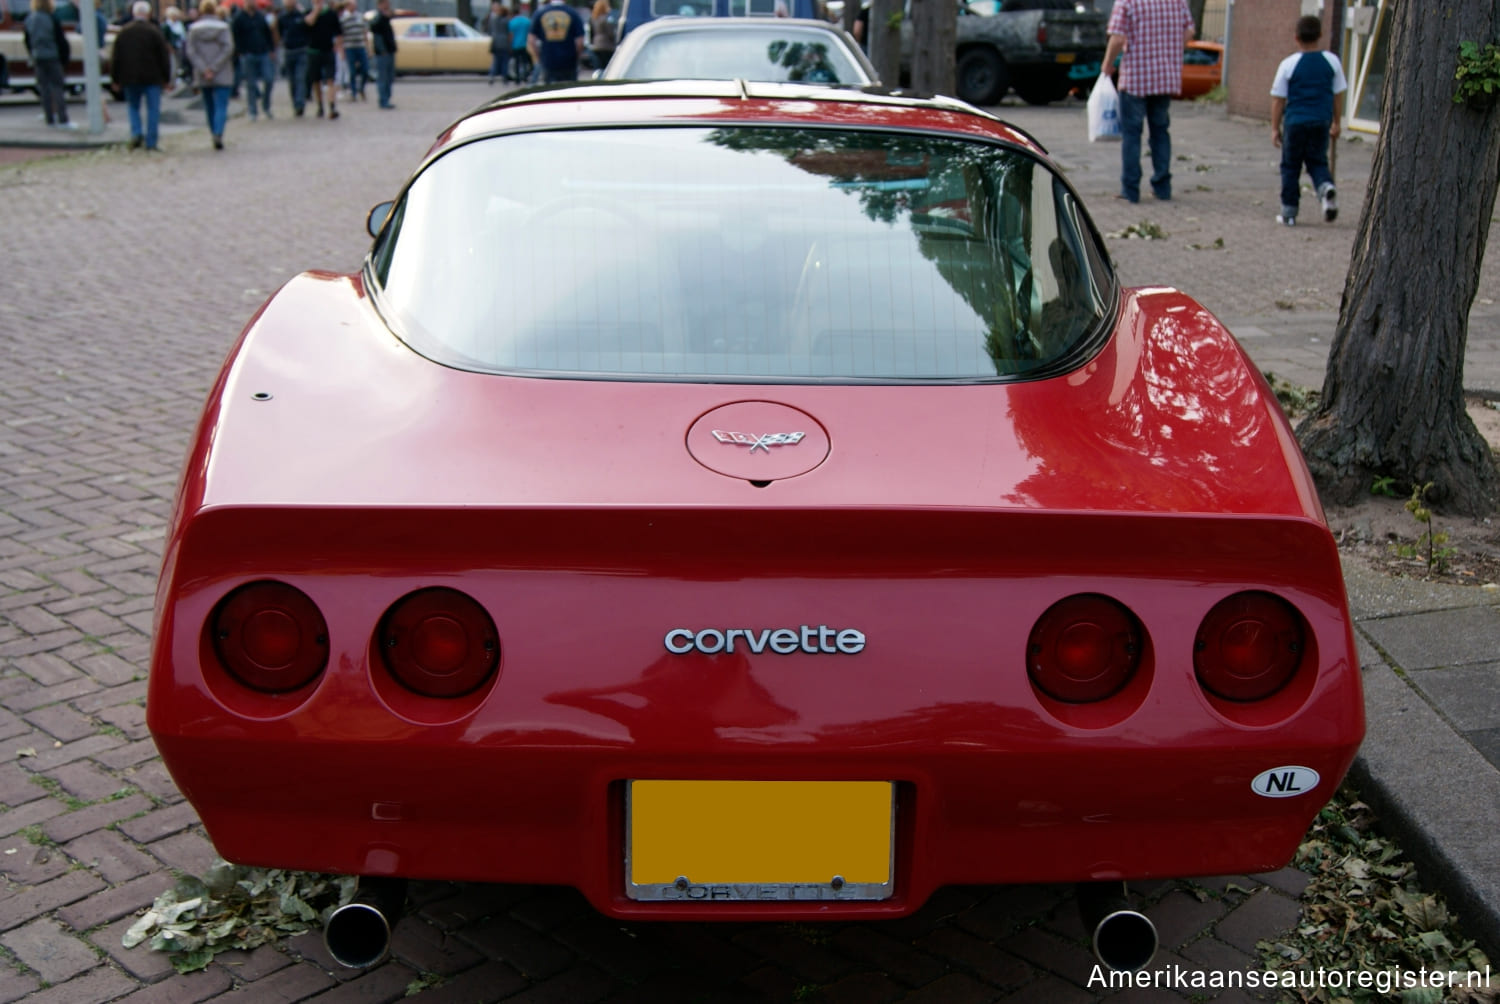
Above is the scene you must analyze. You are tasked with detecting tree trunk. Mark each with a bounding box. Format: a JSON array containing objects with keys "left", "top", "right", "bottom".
[
  {"left": 867, "top": 0, "right": 900, "bottom": 89},
  {"left": 909, "top": 0, "right": 956, "bottom": 98},
  {"left": 1296, "top": 1, "right": 1500, "bottom": 515},
  {"left": 1187, "top": 0, "right": 1205, "bottom": 37}
]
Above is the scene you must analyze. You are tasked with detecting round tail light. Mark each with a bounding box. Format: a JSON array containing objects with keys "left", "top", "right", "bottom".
[
  {"left": 1027, "top": 594, "right": 1142, "bottom": 703},
  {"left": 212, "top": 581, "right": 329, "bottom": 693},
  {"left": 378, "top": 588, "right": 499, "bottom": 698},
  {"left": 1194, "top": 591, "right": 1304, "bottom": 702}
]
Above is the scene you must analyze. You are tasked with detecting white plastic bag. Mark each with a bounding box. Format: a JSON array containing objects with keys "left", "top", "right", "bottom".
[{"left": 1088, "top": 75, "right": 1121, "bottom": 143}]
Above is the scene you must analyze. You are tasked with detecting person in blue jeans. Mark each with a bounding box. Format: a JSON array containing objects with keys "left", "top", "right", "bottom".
[
  {"left": 508, "top": 3, "right": 531, "bottom": 83},
  {"left": 369, "top": 0, "right": 398, "bottom": 108},
  {"left": 112, "top": 0, "right": 173, "bottom": 150},
  {"left": 232, "top": 0, "right": 279, "bottom": 120},
  {"left": 277, "top": 0, "right": 311, "bottom": 115},
  {"left": 185, "top": 0, "right": 234, "bottom": 149},
  {"left": 339, "top": 0, "right": 370, "bottom": 100},
  {"left": 1270, "top": 15, "right": 1347, "bottom": 227},
  {"left": 1099, "top": 0, "right": 1194, "bottom": 203},
  {"left": 483, "top": 0, "right": 510, "bottom": 84}
]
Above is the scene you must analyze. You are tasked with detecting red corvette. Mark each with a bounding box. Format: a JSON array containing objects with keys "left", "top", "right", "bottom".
[{"left": 150, "top": 81, "right": 1363, "bottom": 969}]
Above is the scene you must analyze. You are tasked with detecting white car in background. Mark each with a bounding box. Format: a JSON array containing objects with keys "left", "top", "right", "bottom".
[{"left": 601, "top": 17, "right": 877, "bottom": 86}]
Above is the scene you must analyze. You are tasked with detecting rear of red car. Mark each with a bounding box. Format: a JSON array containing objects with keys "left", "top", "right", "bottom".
[{"left": 150, "top": 87, "right": 1362, "bottom": 926}]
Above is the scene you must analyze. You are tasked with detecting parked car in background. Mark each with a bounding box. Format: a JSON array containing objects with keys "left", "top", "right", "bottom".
[
  {"left": 390, "top": 15, "right": 489, "bottom": 74},
  {"left": 619, "top": 0, "right": 820, "bottom": 42},
  {"left": 0, "top": 0, "right": 114, "bottom": 94},
  {"left": 1180, "top": 39, "right": 1222, "bottom": 99},
  {"left": 900, "top": 0, "right": 1107, "bottom": 106},
  {"left": 602, "top": 17, "right": 876, "bottom": 85},
  {"left": 150, "top": 79, "right": 1364, "bottom": 974}
]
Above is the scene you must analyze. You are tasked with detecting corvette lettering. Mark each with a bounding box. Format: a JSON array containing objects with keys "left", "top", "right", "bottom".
[
  {"left": 665, "top": 626, "right": 865, "bottom": 655},
  {"left": 711, "top": 430, "right": 806, "bottom": 453}
]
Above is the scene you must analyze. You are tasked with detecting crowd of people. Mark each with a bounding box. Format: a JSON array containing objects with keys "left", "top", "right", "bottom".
[
  {"left": 479, "top": 0, "right": 614, "bottom": 86},
  {"left": 101, "top": 0, "right": 401, "bottom": 151},
  {"left": 94, "top": 0, "right": 615, "bottom": 150}
]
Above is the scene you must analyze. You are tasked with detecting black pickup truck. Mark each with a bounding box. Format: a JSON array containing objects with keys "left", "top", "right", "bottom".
[{"left": 901, "top": 0, "right": 1109, "bottom": 106}]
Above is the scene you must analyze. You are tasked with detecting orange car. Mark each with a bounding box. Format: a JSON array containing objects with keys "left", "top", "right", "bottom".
[{"left": 1180, "top": 39, "right": 1222, "bottom": 99}]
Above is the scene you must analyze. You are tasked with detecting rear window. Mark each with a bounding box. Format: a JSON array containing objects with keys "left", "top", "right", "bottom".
[
  {"left": 371, "top": 126, "right": 1112, "bottom": 382},
  {"left": 619, "top": 29, "right": 867, "bottom": 83},
  {"left": 650, "top": 0, "right": 711, "bottom": 15}
]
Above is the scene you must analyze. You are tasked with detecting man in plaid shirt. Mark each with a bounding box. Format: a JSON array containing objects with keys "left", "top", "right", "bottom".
[{"left": 1101, "top": 0, "right": 1196, "bottom": 203}]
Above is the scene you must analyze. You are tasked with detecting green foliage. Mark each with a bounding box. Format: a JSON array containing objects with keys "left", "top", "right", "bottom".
[
  {"left": 28, "top": 775, "right": 89, "bottom": 811},
  {"left": 1261, "top": 788, "right": 1492, "bottom": 1003},
  {"left": 18, "top": 825, "right": 54, "bottom": 848},
  {"left": 405, "top": 973, "right": 446, "bottom": 996},
  {"left": 1391, "top": 483, "right": 1457, "bottom": 574},
  {"left": 781, "top": 922, "right": 833, "bottom": 945},
  {"left": 123, "top": 861, "right": 356, "bottom": 974},
  {"left": 1262, "top": 371, "right": 1321, "bottom": 420},
  {"left": 1107, "top": 220, "right": 1167, "bottom": 240},
  {"left": 1371, "top": 476, "right": 1399, "bottom": 497},
  {"left": 1197, "top": 83, "right": 1227, "bottom": 104},
  {"left": 1453, "top": 40, "right": 1500, "bottom": 105}
]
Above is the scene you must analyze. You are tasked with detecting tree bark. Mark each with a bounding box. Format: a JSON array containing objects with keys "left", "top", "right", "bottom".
[
  {"left": 909, "top": 0, "right": 956, "bottom": 98},
  {"left": 867, "top": 0, "right": 900, "bottom": 89},
  {"left": 1296, "top": 1, "right": 1500, "bottom": 515}
]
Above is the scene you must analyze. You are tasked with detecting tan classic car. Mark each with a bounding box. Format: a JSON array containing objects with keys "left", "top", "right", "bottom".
[{"left": 392, "top": 15, "right": 490, "bottom": 74}]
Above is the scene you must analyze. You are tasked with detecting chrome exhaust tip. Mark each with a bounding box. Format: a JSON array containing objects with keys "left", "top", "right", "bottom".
[
  {"left": 1076, "top": 882, "right": 1158, "bottom": 972},
  {"left": 324, "top": 877, "right": 407, "bottom": 969}
]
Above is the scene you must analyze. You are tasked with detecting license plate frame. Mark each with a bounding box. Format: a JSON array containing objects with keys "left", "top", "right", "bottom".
[{"left": 625, "top": 780, "right": 895, "bottom": 902}]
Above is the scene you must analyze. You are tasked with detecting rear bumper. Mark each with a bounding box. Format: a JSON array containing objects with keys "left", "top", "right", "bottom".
[
  {"left": 157, "top": 732, "right": 1358, "bottom": 921},
  {"left": 151, "top": 508, "right": 1363, "bottom": 919}
]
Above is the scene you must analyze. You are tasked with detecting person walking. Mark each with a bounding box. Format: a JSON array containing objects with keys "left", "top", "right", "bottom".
[
  {"left": 482, "top": 1, "right": 509, "bottom": 85},
  {"left": 1270, "top": 15, "right": 1347, "bottom": 227},
  {"left": 277, "top": 0, "right": 310, "bottom": 115},
  {"left": 24, "top": 0, "right": 72, "bottom": 129},
  {"left": 232, "top": 0, "right": 278, "bottom": 120},
  {"left": 112, "top": 0, "right": 173, "bottom": 150},
  {"left": 1099, "top": 0, "right": 1195, "bottom": 203},
  {"left": 186, "top": 0, "right": 234, "bottom": 149},
  {"left": 507, "top": 2, "right": 530, "bottom": 83},
  {"left": 527, "top": 0, "right": 582, "bottom": 84},
  {"left": 304, "top": 0, "right": 342, "bottom": 118},
  {"left": 162, "top": 6, "right": 188, "bottom": 84},
  {"left": 588, "top": 0, "right": 613, "bottom": 72},
  {"left": 369, "top": 0, "right": 397, "bottom": 108},
  {"left": 338, "top": 0, "right": 369, "bottom": 101}
]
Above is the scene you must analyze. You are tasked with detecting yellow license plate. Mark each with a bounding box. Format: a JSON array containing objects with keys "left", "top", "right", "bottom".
[{"left": 626, "top": 780, "right": 894, "bottom": 901}]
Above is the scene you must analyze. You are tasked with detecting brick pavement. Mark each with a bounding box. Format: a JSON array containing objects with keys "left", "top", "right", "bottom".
[{"left": 0, "top": 82, "right": 1494, "bottom": 1002}]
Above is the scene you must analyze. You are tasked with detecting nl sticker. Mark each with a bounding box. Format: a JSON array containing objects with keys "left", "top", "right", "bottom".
[{"left": 1252, "top": 766, "right": 1321, "bottom": 798}]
